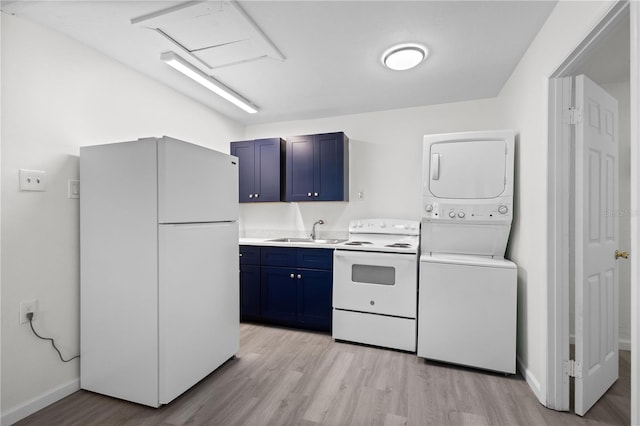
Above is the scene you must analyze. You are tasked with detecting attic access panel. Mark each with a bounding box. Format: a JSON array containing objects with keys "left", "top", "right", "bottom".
[{"left": 131, "top": 1, "right": 284, "bottom": 69}]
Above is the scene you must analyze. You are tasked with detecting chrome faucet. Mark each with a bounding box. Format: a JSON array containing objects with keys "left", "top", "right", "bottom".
[{"left": 311, "top": 219, "right": 324, "bottom": 240}]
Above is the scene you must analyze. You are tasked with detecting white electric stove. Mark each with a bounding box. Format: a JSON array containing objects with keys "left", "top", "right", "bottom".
[{"left": 332, "top": 218, "right": 420, "bottom": 352}]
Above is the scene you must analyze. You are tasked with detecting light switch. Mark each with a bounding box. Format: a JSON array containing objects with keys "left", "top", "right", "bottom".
[{"left": 68, "top": 180, "right": 80, "bottom": 199}]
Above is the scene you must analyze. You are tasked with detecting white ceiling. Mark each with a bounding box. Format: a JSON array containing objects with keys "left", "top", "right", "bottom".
[{"left": 1, "top": 0, "right": 557, "bottom": 125}]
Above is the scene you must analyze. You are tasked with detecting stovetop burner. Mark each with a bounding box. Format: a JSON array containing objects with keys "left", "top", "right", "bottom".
[
  {"left": 385, "top": 243, "right": 412, "bottom": 248},
  {"left": 344, "top": 241, "right": 373, "bottom": 246},
  {"left": 337, "top": 218, "right": 420, "bottom": 254}
]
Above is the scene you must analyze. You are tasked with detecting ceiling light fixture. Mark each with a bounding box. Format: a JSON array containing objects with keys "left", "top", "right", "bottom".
[
  {"left": 381, "top": 43, "right": 428, "bottom": 71},
  {"left": 160, "top": 51, "right": 258, "bottom": 114}
]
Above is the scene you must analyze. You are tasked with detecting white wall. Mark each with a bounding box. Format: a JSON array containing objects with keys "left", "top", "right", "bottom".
[
  {"left": 0, "top": 13, "right": 244, "bottom": 424},
  {"left": 496, "top": 0, "right": 619, "bottom": 404},
  {"left": 242, "top": 100, "right": 502, "bottom": 239}
]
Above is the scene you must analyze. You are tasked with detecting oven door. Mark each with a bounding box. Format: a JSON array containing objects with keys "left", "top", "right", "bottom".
[{"left": 333, "top": 249, "right": 417, "bottom": 318}]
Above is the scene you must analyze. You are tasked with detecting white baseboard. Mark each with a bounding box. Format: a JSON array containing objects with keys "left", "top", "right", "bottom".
[
  {"left": 619, "top": 339, "right": 631, "bottom": 351},
  {"left": 1, "top": 378, "right": 80, "bottom": 426},
  {"left": 516, "top": 354, "right": 545, "bottom": 406}
]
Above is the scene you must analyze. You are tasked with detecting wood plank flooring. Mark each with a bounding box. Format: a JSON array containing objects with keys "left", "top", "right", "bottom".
[{"left": 16, "top": 323, "right": 630, "bottom": 425}]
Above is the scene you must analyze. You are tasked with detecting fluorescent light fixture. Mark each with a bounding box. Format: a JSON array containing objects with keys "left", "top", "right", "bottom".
[
  {"left": 161, "top": 51, "right": 258, "bottom": 114},
  {"left": 381, "top": 43, "right": 428, "bottom": 71}
]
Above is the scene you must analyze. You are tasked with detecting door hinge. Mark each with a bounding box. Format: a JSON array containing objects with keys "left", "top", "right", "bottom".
[
  {"left": 568, "top": 107, "right": 582, "bottom": 125},
  {"left": 564, "top": 359, "right": 582, "bottom": 378}
]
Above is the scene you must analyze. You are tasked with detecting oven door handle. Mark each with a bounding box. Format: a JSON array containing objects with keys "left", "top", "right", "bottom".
[{"left": 334, "top": 250, "right": 416, "bottom": 263}]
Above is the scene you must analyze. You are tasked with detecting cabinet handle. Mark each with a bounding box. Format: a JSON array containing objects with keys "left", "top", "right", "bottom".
[
  {"left": 255, "top": 193, "right": 259, "bottom": 198},
  {"left": 307, "top": 192, "right": 312, "bottom": 197},
  {"left": 297, "top": 274, "right": 302, "bottom": 279},
  {"left": 290, "top": 273, "right": 295, "bottom": 279},
  {"left": 248, "top": 194, "right": 253, "bottom": 199},
  {"left": 314, "top": 192, "right": 319, "bottom": 197}
]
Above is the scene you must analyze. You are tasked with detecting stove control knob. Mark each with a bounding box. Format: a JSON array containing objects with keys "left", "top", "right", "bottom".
[
  {"left": 498, "top": 205, "right": 509, "bottom": 214},
  {"left": 425, "top": 204, "right": 433, "bottom": 213},
  {"left": 380, "top": 223, "right": 387, "bottom": 228},
  {"left": 449, "top": 211, "right": 456, "bottom": 218},
  {"left": 403, "top": 224, "right": 410, "bottom": 229},
  {"left": 458, "top": 211, "right": 465, "bottom": 218}
]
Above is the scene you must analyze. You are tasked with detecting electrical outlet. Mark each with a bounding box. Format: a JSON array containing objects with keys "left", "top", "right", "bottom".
[
  {"left": 19, "top": 299, "right": 38, "bottom": 324},
  {"left": 19, "top": 169, "right": 47, "bottom": 191}
]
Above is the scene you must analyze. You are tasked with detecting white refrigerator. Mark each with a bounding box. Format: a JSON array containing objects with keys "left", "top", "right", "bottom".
[{"left": 80, "top": 136, "right": 239, "bottom": 407}]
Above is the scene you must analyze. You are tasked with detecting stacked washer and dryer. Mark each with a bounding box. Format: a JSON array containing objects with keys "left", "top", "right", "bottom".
[{"left": 418, "top": 130, "right": 517, "bottom": 374}]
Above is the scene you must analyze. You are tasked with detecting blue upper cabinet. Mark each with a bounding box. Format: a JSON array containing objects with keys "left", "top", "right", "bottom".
[
  {"left": 230, "top": 138, "right": 284, "bottom": 203},
  {"left": 285, "top": 132, "right": 349, "bottom": 202}
]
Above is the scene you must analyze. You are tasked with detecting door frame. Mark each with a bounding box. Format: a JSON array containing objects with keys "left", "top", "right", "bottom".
[
  {"left": 546, "top": 0, "right": 635, "bottom": 414},
  {"left": 630, "top": 2, "right": 639, "bottom": 423}
]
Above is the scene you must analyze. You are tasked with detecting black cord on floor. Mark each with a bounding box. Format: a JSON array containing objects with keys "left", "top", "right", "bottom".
[{"left": 27, "top": 312, "right": 80, "bottom": 363}]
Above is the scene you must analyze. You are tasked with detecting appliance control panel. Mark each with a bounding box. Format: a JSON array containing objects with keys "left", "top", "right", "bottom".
[
  {"left": 348, "top": 218, "right": 420, "bottom": 235},
  {"left": 423, "top": 201, "right": 512, "bottom": 222}
]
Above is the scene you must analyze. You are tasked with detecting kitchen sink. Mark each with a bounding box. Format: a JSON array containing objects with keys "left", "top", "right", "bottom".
[
  {"left": 266, "top": 237, "right": 346, "bottom": 244},
  {"left": 267, "top": 237, "right": 313, "bottom": 243}
]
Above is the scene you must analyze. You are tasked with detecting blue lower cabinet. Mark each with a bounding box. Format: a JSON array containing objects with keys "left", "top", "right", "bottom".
[
  {"left": 261, "top": 266, "right": 299, "bottom": 323},
  {"left": 240, "top": 265, "right": 261, "bottom": 320},
  {"left": 240, "top": 246, "right": 261, "bottom": 321},
  {"left": 240, "top": 245, "right": 332, "bottom": 332},
  {"left": 298, "top": 269, "right": 332, "bottom": 331}
]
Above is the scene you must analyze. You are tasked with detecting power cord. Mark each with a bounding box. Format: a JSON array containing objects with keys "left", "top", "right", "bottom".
[{"left": 27, "top": 312, "right": 80, "bottom": 363}]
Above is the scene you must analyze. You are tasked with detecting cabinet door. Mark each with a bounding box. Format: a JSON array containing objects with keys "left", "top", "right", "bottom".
[
  {"left": 298, "top": 269, "right": 332, "bottom": 331},
  {"left": 254, "top": 138, "right": 282, "bottom": 202},
  {"left": 261, "top": 266, "right": 298, "bottom": 324},
  {"left": 284, "top": 132, "right": 349, "bottom": 202},
  {"left": 230, "top": 140, "right": 256, "bottom": 203},
  {"left": 240, "top": 265, "right": 261, "bottom": 320},
  {"left": 261, "top": 246, "right": 297, "bottom": 267},
  {"left": 297, "top": 247, "right": 333, "bottom": 269},
  {"left": 315, "top": 132, "right": 348, "bottom": 201},
  {"left": 240, "top": 245, "right": 260, "bottom": 266},
  {"left": 285, "top": 135, "right": 315, "bottom": 201}
]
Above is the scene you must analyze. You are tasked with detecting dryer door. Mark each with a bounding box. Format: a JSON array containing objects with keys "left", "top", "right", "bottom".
[{"left": 428, "top": 139, "right": 506, "bottom": 199}]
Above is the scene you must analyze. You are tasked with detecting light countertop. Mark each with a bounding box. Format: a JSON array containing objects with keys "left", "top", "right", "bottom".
[{"left": 239, "top": 237, "right": 345, "bottom": 249}]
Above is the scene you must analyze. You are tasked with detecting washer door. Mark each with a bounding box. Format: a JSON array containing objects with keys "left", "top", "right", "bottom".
[
  {"left": 417, "top": 257, "right": 517, "bottom": 373},
  {"left": 428, "top": 139, "right": 507, "bottom": 199}
]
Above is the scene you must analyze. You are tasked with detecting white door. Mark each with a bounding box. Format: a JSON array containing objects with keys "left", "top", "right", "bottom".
[
  {"left": 157, "top": 137, "right": 239, "bottom": 224},
  {"left": 574, "top": 74, "right": 619, "bottom": 416},
  {"left": 158, "top": 221, "right": 239, "bottom": 404}
]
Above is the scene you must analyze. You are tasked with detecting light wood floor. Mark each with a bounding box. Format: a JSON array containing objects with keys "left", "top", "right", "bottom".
[{"left": 16, "top": 323, "right": 630, "bottom": 425}]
